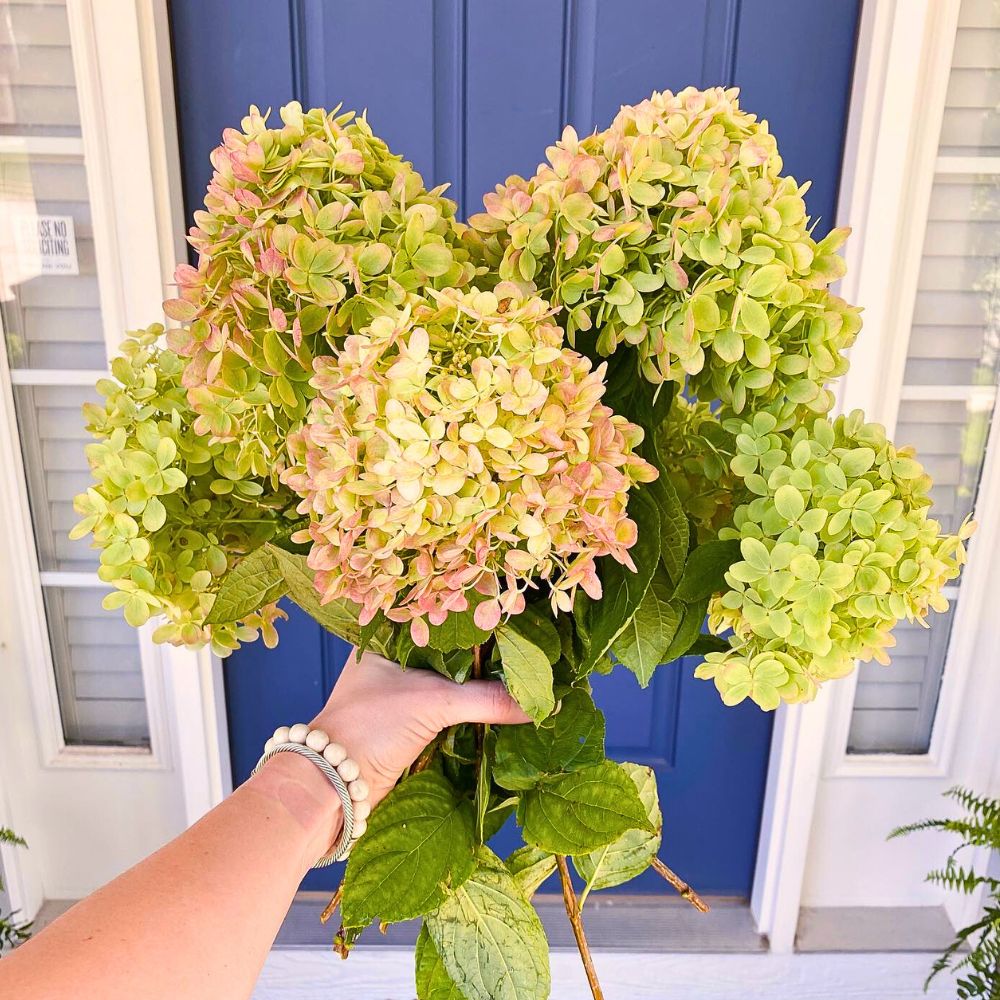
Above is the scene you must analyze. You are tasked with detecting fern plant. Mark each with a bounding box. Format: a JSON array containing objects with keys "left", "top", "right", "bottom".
[
  {"left": 0, "top": 828, "right": 31, "bottom": 953},
  {"left": 891, "top": 787, "right": 1000, "bottom": 998}
]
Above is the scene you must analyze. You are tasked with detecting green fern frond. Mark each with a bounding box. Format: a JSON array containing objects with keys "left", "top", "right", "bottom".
[
  {"left": 926, "top": 863, "right": 986, "bottom": 896},
  {"left": 0, "top": 828, "right": 26, "bottom": 849},
  {"left": 895, "top": 788, "right": 1000, "bottom": 997},
  {"left": 946, "top": 786, "right": 1000, "bottom": 825},
  {"left": 889, "top": 817, "right": 956, "bottom": 840}
]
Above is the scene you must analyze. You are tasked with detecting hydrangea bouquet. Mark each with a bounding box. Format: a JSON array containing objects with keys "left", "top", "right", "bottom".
[{"left": 74, "top": 88, "right": 970, "bottom": 1000}]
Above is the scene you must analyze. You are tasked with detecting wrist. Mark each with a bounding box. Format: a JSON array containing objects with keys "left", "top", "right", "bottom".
[{"left": 249, "top": 752, "right": 344, "bottom": 868}]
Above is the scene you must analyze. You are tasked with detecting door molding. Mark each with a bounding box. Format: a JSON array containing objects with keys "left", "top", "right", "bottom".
[{"left": 0, "top": 0, "right": 228, "bottom": 914}]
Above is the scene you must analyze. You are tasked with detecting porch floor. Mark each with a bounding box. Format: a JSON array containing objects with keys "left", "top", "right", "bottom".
[{"left": 276, "top": 892, "right": 765, "bottom": 953}]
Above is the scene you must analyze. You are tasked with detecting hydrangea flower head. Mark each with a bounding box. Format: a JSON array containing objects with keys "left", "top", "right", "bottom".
[
  {"left": 283, "top": 286, "right": 658, "bottom": 645},
  {"left": 471, "top": 86, "right": 862, "bottom": 416},
  {"left": 697, "top": 409, "right": 972, "bottom": 709}
]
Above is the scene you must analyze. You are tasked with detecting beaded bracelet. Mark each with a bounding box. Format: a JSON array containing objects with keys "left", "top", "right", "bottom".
[{"left": 251, "top": 724, "right": 371, "bottom": 866}]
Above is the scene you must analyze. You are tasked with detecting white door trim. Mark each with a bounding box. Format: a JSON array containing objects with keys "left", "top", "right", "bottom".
[{"left": 0, "top": 0, "right": 230, "bottom": 914}]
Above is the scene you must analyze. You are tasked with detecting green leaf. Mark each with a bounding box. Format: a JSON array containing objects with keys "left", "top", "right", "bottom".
[
  {"left": 649, "top": 474, "right": 689, "bottom": 586},
  {"left": 505, "top": 846, "right": 557, "bottom": 899},
  {"left": 415, "top": 925, "right": 465, "bottom": 1000},
  {"left": 685, "top": 633, "right": 730, "bottom": 657},
  {"left": 580, "top": 487, "right": 661, "bottom": 674},
  {"left": 426, "top": 847, "right": 551, "bottom": 1000},
  {"left": 661, "top": 595, "right": 710, "bottom": 663},
  {"left": 494, "top": 688, "right": 605, "bottom": 790},
  {"left": 672, "top": 539, "right": 741, "bottom": 603},
  {"left": 427, "top": 600, "right": 492, "bottom": 653},
  {"left": 204, "top": 546, "right": 286, "bottom": 624},
  {"left": 496, "top": 623, "right": 555, "bottom": 724},
  {"left": 519, "top": 760, "right": 654, "bottom": 854},
  {"left": 601, "top": 350, "right": 675, "bottom": 432},
  {"left": 341, "top": 771, "right": 476, "bottom": 927},
  {"left": 612, "top": 567, "right": 682, "bottom": 687},
  {"left": 266, "top": 544, "right": 366, "bottom": 647},
  {"left": 509, "top": 604, "right": 561, "bottom": 665},
  {"left": 476, "top": 728, "right": 493, "bottom": 844},
  {"left": 574, "top": 763, "right": 662, "bottom": 892}
]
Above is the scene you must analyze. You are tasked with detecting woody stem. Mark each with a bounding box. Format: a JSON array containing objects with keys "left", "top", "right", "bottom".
[{"left": 556, "top": 855, "right": 605, "bottom": 1000}]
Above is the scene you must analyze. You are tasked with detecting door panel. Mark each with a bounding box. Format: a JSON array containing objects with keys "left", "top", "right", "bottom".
[{"left": 171, "top": 0, "right": 860, "bottom": 897}]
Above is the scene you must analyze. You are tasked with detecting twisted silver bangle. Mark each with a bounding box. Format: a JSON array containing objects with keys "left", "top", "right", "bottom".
[{"left": 251, "top": 742, "right": 355, "bottom": 866}]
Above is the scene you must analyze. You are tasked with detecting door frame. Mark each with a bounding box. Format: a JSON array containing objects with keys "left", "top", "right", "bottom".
[
  {"left": 8, "top": 0, "right": 973, "bottom": 957},
  {"left": 0, "top": 0, "right": 229, "bottom": 917},
  {"left": 756, "top": 0, "right": 1000, "bottom": 946}
]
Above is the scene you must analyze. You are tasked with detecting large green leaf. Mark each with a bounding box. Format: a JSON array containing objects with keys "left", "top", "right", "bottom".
[
  {"left": 203, "top": 545, "right": 286, "bottom": 624},
  {"left": 494, "top": 688, "right": 605, "bottom": 790},
  {"left": 518, "top": 760, "right": 654, "bottom": 855},
  {"left": 495, "top": 623, "right": 555, "bottom": 724},
  {"left": 601, "top": 349, "right": 675, "bottom": 431},
  {"left": 341, "top": 771, "right": 476, "bottom": 927},
  {"left": 672, "top": 538, "right": 741, "bottom": 603},
  {"left": 266, "top": 543, "right": 365, "bottom": 647},
  {"left": 505, "top": 846, "right": 557, "bottom": 900},
  {"left": 426, "top": 848, "right": 550, "bottom": 1000},
  {"left": 612, "top": 567, "right": 681, "bottom": 687},
  {"left": 415, "top": 925, "right": 465, "bottom": 1000},
  {"left": 573, "top": 763, "right": 662, "bottom": 892},
  {"left": 579, "top": 487, "right": 661, "bottom": 674}
]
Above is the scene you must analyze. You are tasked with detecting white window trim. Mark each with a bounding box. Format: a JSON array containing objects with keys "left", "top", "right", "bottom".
[
  {"left": 0, "top": 0, "right": 229, "bottom": 800},
  {"left": 751, "top": 0, "right": 1000, "bottom": 946},
  {"left": 822, "top": 0, "right": 1000, "bottom": 781}
]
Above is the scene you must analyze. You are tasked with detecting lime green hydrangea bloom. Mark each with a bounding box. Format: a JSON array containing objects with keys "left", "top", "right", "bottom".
[
  {"left": 470, "top": 86, "right": 862, "bottom": 415},
  {"left": 72, "top": 325, "right": 294, "bottom": 655},
  {"left": 697, "top": 409, "right": 972, "bottom": 709}
]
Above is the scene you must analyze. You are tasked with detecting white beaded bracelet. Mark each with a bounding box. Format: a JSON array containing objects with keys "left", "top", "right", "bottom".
[{"left": 252, "top": 724, "right": 371, "bottom": 866}]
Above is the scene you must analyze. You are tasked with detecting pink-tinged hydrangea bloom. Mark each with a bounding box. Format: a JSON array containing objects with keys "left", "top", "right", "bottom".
[{"left": 282, "top": 286, "right": 658, "bottom": 645}]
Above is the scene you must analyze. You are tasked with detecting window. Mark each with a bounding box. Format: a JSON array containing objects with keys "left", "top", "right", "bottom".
[
  {"left": 848, "top": 0, "right": 999, "bottom": 753},
  {"left": 0, "top": 0, "right": 150, "bottom": 747}
]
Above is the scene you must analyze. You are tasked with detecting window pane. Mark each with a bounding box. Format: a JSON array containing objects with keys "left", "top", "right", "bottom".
[
  {"left": 904, "top": 176, "right": 1000, "bottom": 386},
  {"left": 848, "top": 605, "right": 958, "bottom": 754},
  {"left": 0, "top": 0, "right": 82, "bottom": 138},
  {"left": 0, "top": 151, "right": 107, "bottom": 369},
  {"left": 12, "top": 383, "right": 98, "bottom": 571},
  {"left": 940, "top": 1, "right": 1000, "bottom": 156},
  {"left": 42, "top": 586, "right": 150, "bottom": 747},
  {"left": 0, "top": 0, "right": 150, "bottom": 750},
  {"left": 849, "top": 0, "right": 998, "bottom": 753}
]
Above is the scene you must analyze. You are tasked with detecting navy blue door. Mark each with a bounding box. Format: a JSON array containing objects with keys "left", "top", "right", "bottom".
[{"left": 170, "top": 0, "right": 860, "bottom": 896}]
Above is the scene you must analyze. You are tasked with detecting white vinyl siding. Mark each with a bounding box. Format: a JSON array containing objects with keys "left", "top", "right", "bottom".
[
  {"left": 848, "top": 0, "right": 999, "bottom": 753},
  {"left": 0, "top": 0, "right": 149, "bottom": 747}
]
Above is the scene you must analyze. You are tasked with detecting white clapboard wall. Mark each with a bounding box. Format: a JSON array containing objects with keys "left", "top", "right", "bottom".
[
  {"left": 848, "top": 0, "right": 999, "bottom": 753},
  {"left": 1, "top": 0, "right": 150, "bottom": 747}
]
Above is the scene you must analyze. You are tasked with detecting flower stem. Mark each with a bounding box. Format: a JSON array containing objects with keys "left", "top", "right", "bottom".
[
  {"left": 556, "top": 855, "right": 605, "bottom": 1000},
  {"left": 650, "top": 856, "right": 710, "bottom": 913},
  {"left": 319, "top": 884, "right": 343, "bottom": 924}
]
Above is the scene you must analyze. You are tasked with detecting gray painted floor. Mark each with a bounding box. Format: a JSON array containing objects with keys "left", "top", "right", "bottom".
[{"left": 278, "top": 892, "right": 764, "bottom": 953}]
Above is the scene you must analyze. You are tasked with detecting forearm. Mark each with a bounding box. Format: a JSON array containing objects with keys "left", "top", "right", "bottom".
[{"left": 0, "top": 753, "right": 341, "bottom": 1000}]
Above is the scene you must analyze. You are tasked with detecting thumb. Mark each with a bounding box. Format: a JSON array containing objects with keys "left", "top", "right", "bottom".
[{"left": 447, "top": 680, "right": 532, "bottom": 726}]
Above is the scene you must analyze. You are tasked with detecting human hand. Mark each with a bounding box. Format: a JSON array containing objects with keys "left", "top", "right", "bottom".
[{"left": 311, "top": 650, "right": 530, "bottom": 808}]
